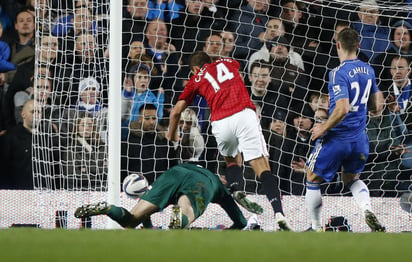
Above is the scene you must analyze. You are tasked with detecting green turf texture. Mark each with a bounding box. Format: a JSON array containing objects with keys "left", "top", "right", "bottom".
[{"left": 1, "top": 229, "right": 410, "bottom": 261}]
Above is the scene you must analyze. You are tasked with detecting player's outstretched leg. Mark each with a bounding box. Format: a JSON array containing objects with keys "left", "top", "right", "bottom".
[
  {"left": 365, "top": 210, "right": 386, "bottom": 232},
  {"left": 74, "top": 201, "right": 109, "bottom": 218},
  {"left": 233, "top": 191, "right": 263, "bottom": 215}
]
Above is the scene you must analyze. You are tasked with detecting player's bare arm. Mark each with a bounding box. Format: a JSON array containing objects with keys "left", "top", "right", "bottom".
[
  {"left": 311, "top": 98, "right": 349, "bottom": 141},
  {"left": 368, "top": 90, "right": 384, "bottom": 114},
  {"left": 166, "top": 100, "right": 188, "bottom": 142}
]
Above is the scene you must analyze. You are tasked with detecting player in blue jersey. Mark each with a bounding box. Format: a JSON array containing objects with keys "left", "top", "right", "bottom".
[{"left": 305, "top": 28, "right": 386, "bottom": 232}]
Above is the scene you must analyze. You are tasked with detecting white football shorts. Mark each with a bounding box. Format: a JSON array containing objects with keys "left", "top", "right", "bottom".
[{"left": 211, "top": 108, "right": 269, "bottom": 162}]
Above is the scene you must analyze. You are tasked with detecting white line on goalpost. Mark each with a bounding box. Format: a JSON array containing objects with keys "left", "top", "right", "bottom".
[{"left": 106, "top": 0, "right": 122, "bottom": 229}]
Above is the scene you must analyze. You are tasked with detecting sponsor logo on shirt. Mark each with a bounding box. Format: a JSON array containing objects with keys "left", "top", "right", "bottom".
[{"left": 333, "top": 85, "right": 341, "bottom": 95}]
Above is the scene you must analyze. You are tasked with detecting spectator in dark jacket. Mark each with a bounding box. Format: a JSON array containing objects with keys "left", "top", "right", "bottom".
[
  {"left": 0, "top": 99, "right": 37, "bottom": 189},
  {"left": 121, "top": 103, "right": 176, "bottom": 184}
]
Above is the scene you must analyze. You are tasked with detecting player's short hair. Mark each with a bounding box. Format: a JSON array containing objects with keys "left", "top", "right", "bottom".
[
  {"left": 337, "top": 27, "right": 359, "bottom": 54},
  {"left": 189, "top": 51, "right": 212, "bottom": 69},
  {"left": 335, "top": 20, "right": 350, "bottom": 29}
]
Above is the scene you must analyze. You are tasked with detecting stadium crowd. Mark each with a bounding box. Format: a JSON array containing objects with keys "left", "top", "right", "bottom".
[{"left": 0, "top": 0, "right": 411, "bottom": 199}]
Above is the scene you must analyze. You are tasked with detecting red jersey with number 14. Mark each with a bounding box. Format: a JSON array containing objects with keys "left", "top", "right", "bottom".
[{"left": 178, "top": 58, "right": 256, "bottom": 121}]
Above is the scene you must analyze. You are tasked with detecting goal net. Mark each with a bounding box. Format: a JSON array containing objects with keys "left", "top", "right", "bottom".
[{"left": 26, "top": 0, "right": 412, "bottom": 231}]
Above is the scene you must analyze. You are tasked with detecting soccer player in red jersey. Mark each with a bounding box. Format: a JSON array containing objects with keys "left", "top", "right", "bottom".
[{"left": 167, "top": 51, "right": 293, "bottom": 231}]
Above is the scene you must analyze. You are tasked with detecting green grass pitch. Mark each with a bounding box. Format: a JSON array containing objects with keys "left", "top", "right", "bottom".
[{"left": 1, "top": 229, "right": 410, "bottom": 261}]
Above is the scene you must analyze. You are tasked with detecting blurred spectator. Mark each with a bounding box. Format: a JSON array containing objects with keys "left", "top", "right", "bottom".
[
  {"left": 121, "top": 63, "right": 164, "bottom": 140},
  {"left": 4, "top": 7, "right": 35, "bottom": 85},
  {"left": 313, "top": 107, "right": 328, "bottom": 124},
  {"left": 248, "top": 60, "right": 282, "bottom": 130},
  {"left": 124, "top": 40, "right": 146, "bottom": 71},
  {"left": 384, "top": 56, "right": 412, "bottom": 132},
  {"left": 29, "top": 0, "right": 57, "bottom": 36},
  {"left": 61, "top": 111, "right": 107, "bottom": 190},
  {"left": 14, "top": 75, "right": 51, "bottom": 124},
  {"left": 175, "top": 107, "right": 205, "bottom": 163},
  {"left": 201, "top": 0, "right": 227, "bottom": 30},
  {"left": 279, "top": 0, "right": 319, "bottom": 54},
  {"left": 169, "top": 0, "right": 213, "bottom": 66},
  {"left": 147, "top": 0, "right": 184, "bottom": 22},
  {"left": 121, "top": 103, "right": 176, "bottom": 184},
  {"left": 3, "top": 35, "right": 57, "bottom": 129},
  {"left": 144, "top": 18, "right": 179, "bottom": 79},
  {"left": 248, "top": 18, "right": 304, "bottom": 72},
  {"left": 122, "top": 0, "right": 150, "bottom": 64},
  {"left": 364, "top": 106, "right": 411, "bottom": 197},
  {"left": 352, "top": 0, "right": 390, "bottom": 63},
  {"left": 202, "top": 32, "right": 224, "bottom": 62},
  {"left": 230, "top": 0, "right": 270, "bottom": 61},
  {"left": 310, "top": 20, "right": 350, "bottom": 92},
  {"left": 0, "top": 21, "right": 15, "bottom": 73},
  {"left": 52, "top": 2, "right": 97, "bottom": 37},
  {"left": 269, "top": 36, "right": 308, "bottom": 111},
  {"left": 0, "top": 2, "right": 13, "bottom": 33},
  {"left": 0, "top": 99, "right": 38, "bottom": 189},
  {"left": 220, "top": 30, "right": 235, "bottom": 57},
  {"left": 269, "top": 104, "right": 315, "bottom": 195},
  {"left": 307, "top": 91, "right": 329, "bottom": 113},
  {"left": 56, "top": 4, "right": 101, "bottom": 59},
  {"left": 75, "top": 76, "right": 106, "bottom": 115},
  {"left": 373, "top": 20, "right": 412, "bottom": 87},
  {"left": 57, "top": 32, "right": 108, "bottom": 106}
]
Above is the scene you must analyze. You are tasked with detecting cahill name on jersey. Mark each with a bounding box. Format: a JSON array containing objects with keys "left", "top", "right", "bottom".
[{"left": 328, "top": 59, "right": 379, "bottom": 140}]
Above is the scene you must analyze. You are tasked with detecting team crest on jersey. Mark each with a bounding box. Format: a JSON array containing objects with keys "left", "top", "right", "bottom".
[{"left": 332, "top": 85, "right": 341, "bottom": 95}]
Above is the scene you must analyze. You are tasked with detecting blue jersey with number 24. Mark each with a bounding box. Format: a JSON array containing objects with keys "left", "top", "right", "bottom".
[{"left": 328, "top": 59, "right": 379, "bottom": 141}]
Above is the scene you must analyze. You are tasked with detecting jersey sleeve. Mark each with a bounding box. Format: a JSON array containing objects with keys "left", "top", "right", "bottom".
[
  {"left": 330, "top": 70, "right": 349, "bottom": 102},
  {"left": 178, "top": 78, "right": 197, "bottom": 105}
]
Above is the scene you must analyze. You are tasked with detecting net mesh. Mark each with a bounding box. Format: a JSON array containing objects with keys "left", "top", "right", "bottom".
[{"left": 28, "top": 0, "right": 412, "bottom": 229}]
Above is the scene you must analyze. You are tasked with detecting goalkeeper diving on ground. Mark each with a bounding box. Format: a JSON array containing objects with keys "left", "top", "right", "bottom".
[{"left": 75, "top": 163, "right": 259, "bottom": 230}]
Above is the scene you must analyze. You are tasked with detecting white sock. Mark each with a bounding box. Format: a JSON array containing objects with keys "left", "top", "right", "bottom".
[
  {"left": 349, "top": 179, "right": 372, "bottom": 212},
  {"left": 305, "top": 182, "right": 322, "bottom": 230}
]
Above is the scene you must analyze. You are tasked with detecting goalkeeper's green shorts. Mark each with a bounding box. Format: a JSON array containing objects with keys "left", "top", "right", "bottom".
[{"left": 140, "top": 163, "right": 227, "bottom": 218}]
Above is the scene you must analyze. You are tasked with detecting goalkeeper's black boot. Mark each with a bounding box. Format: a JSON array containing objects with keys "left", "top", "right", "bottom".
[
  {"left": 233, "top": 191, "right": 263, "bottom": 215},
  {"left": 74, "top": 201, "right": 110, "bottom": 218},
  {"left": 365, "top": 210, "right": 386, "bottom": 232}
]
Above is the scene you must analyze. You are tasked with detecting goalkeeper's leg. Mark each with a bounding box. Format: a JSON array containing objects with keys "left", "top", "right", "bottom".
[
  {"left": 169, "top": 195, "right": 194, "bottom": 229},
  {"left": 74, "top": 200, "right": 159, "bottom": 228}
]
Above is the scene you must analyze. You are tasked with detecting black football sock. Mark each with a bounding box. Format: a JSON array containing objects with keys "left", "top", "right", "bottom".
[
  {"left": 260, "top": 171, "right": 284, "bottom": 215},
  {"left": 224, "top": 164, "right": 245, "bottom": 192},
  {"left": 142, "top": 217, "right": 153, "bottom": 228}
]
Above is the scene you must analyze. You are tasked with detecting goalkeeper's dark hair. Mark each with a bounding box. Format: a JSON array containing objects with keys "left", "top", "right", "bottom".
[
  {"left": 337, "top": 27, "right": 359, "bottom": 54},
  {"left": 190, "top": 51, "right": 212, "bottom": 70}
]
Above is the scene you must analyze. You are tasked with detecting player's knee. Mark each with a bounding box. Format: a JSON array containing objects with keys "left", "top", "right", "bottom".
[
  {"left": 306, "top": 170, "right": 323, "bottom": 183},
  {"left": 342, "top": 173, "right": 358, "bottom": 185}
]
